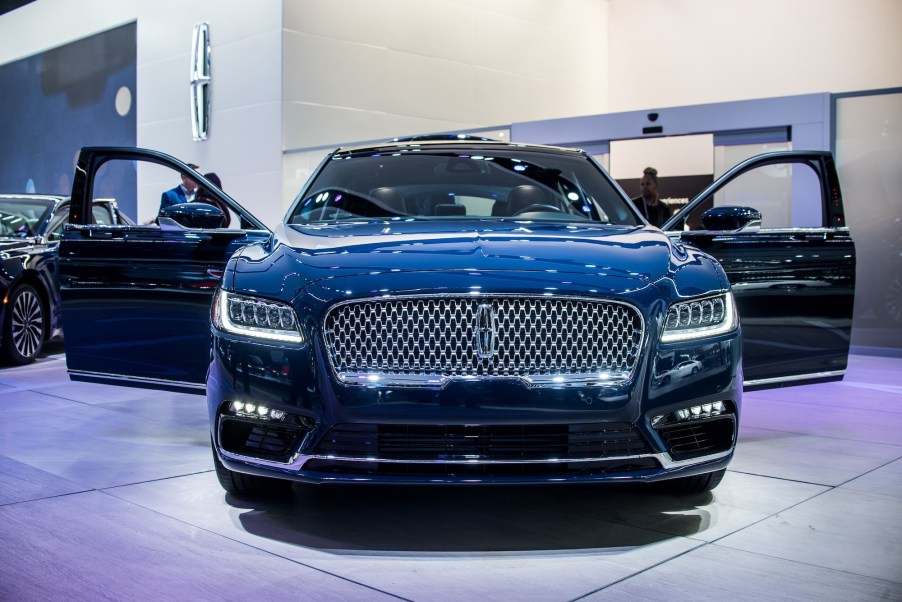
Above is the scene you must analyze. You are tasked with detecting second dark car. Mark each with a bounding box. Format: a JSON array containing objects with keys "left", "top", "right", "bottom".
[{"left": 0, "top": 194, "right": 132, "bottom": 364}]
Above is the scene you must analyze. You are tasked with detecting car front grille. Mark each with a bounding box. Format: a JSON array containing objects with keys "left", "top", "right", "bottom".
[{"left": 323, "top": 295, "right": 643, "bottom": 387}]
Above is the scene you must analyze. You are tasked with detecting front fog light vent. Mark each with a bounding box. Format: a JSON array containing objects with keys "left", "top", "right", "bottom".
[
  {"left": 229, "top": 401, "right": 286, "bottom": 421},
  {"left": 652, "top": 401, "right": 727, "bottom": 427}
]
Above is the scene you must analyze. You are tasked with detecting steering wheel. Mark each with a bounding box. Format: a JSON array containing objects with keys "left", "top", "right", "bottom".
[{"left": 512, "top": 204, "right": 564, "bottom": 216}]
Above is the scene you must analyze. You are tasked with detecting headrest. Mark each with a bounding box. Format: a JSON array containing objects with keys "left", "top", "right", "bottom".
[{"left": 507, "top": 185, "right": 547, "bottom": 215}]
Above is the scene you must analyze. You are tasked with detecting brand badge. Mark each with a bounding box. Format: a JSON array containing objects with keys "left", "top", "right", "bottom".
[{"left": 474, "top": 304, "right": 497, "bottom": 360}]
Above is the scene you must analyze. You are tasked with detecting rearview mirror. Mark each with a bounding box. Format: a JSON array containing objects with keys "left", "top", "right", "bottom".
[
  {"left": 700, "top": 206, "right": 762, "bottom": 231},
  {"left": 158, "top": 202, "right": 225, "bottom": 229}
]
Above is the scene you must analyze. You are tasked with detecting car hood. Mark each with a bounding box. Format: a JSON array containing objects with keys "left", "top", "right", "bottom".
[{"left": 232, "top": 221, "right": 678, "bottom": 295}]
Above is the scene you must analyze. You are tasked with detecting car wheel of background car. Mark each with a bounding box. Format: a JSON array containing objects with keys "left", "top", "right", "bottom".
[
  {"left": 883, "top": 275, "right": 902, "bottom": 324},
  {"left": 212, "top": 442, "right": 293, "bottom": 498},
  {"left": 653, "top": 468, "right": 726, "bottom": 494},
  {"left": 2, "top": 284, "right": 44, "bottom": 365}
]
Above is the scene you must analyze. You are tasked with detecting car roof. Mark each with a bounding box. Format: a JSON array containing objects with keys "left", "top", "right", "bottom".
[
  {"left": 0, "top": 193, "right": 67, "bottom": 202},
  {"left": 333, "top": 138, "right": 586, "bottom": 157}
]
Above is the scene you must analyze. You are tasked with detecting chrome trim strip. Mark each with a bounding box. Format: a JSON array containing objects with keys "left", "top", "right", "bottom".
[
  {"left": 218, "top": 446, "right": 732, "bottom": 473},
  {"left": 336, "top": 370, "right": 634, "bottom": 389},
  {"left": 68, "top": 370, "right": 206, "bottom": 391},
  {"left": 743, "top": 369, "right": 845, "bottom": 388},
  {"left": 323, "top": 293, "right": 646, "bottom": 389},
  {"left": 657, "top": 448, "right": 732, "bottom": 469}
]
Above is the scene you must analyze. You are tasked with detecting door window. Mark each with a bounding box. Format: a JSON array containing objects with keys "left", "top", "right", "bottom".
[
  {"left": 91, "top": 158, "right": 225, "bottom": 227},
  {"left": 670, "top": 160, "right": 825, "bottom": 231}
]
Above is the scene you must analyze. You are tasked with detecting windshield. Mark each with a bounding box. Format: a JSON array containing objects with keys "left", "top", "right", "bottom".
[
  {"left": 0, "top": 197, "right": 55, "bottom": 238},
  {"left": 288, "top": 147, "right": 639, "bottom": 226}
]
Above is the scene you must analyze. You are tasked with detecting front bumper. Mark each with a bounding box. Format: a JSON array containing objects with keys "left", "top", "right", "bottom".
[{"left": 207, "top": 326, "right": 741, "bottom": 485}]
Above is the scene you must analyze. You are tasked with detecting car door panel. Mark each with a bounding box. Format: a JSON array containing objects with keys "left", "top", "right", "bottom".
[
  {"left": 665, "top": 152, "right": 855, "bottom": 389},
  {"left": 59, "top": 148, "right": 270, "bottom": 394}
]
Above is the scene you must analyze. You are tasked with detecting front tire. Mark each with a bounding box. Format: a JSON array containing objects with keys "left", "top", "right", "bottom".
[
  {"left": 2, "top": 284, "right": 44, "bottom": 365},
  {"left": 655, "top": 468, "right": 726, "bottom": 494},
  {"left": 212, "top": 442, "right": 293, "bottom": 498}
]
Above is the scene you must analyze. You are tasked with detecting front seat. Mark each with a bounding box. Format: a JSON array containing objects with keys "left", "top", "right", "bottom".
[{"left": 506, "top": 185, "right": 548, "bottom": 216}]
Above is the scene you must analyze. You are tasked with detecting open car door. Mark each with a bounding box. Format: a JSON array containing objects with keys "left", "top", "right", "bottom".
[
  {"left": 663, "top": 151, "right": 855, "bottom": 390},
  {"left": 59, "top": 147, "right": 270, "bottom": 394}
]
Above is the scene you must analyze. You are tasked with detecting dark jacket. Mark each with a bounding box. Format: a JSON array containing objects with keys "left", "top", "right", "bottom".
[
  {"left": 631, "top": 196, "right": 671, "bottom": 228},
  {"left": 159, "top": 185, "right": 189, "bottom": 212}
]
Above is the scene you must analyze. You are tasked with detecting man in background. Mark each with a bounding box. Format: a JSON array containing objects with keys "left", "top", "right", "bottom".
[
  {"left": 631, "top": 166, "right": 671, "bottom": 228},
  {"left": 158, "top": 163, "right": 200, "bottom": 214}
]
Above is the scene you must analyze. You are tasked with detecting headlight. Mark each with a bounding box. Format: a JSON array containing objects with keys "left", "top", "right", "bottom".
[
  {"left": 661, "top": 292, "right": 736, "bottom": 343},
  {"left": 213, "top": 290, "right": 305, "bottom": 344}
]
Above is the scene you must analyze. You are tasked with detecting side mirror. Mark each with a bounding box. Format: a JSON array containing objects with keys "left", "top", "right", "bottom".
[
  {"left": 700, "top": 206, "right": 762, "bottom": 231},
  {"left": 158, "top": 202, "right": 225, "bottom": 229}
]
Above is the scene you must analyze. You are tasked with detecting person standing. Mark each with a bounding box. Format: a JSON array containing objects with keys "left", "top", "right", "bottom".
[
  {"left": 158, "top": 163, "right": 200, "bottom": 214},
  {"left": 194, "top": 172, "right": 231, "bottom": 228},
  {"left": 632, "top": 166, "right": 671, "bottom": 228}
]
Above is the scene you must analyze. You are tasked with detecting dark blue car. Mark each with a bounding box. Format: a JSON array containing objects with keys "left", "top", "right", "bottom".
[
  {"left": 0, "top": 194, "right": 131, "bottom": 364},
  {"left": 57, "top": 141, "right": 855, "bottom": 496}
]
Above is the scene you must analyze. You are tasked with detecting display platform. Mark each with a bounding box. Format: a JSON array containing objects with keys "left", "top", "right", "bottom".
[{"left": 0, "top": 348, "right": 900, "bottom": 600}]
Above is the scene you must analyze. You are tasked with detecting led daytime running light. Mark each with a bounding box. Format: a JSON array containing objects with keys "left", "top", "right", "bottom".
[
  {"left": 229, "top": 400, "right": 287, "bottom": 421},
  {"left": 652, "top": 401, "right": 727, "bottom": 427}
]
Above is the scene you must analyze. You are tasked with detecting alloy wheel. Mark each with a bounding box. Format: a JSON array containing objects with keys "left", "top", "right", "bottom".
[
  {"left": 886, "top": 275, "right": 902, "bottom": 324},
  {"left": 11, "top": 287, "right": 43, "bottom": 360}
]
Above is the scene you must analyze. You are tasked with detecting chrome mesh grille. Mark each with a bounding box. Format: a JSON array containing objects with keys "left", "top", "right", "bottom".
[{"left": 323, "top": 296, "right": 643, "bottom": 386}]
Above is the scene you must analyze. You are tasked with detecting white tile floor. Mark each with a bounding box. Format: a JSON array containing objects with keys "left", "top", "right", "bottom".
[{"left": 1, "top": 348, "right": 900, "bottom": 601}]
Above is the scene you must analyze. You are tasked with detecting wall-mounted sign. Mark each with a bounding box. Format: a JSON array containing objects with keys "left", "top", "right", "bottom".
[{"left": 190, "top": 22, "right": 211, "bottom": 141}]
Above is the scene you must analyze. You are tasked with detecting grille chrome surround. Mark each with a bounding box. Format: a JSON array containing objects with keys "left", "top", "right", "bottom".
[{"left": 323, "top": 295, "right": 645, "bottom": 388}]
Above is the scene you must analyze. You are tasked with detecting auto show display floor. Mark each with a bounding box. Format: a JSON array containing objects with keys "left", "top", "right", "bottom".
[{"left": 0, "top": 349, "right": 900, "bottom": 601}]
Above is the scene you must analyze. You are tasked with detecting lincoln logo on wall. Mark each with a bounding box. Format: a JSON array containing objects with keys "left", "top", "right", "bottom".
[{"left": 190, "top": 22, "right": 211, "bottom": 141}]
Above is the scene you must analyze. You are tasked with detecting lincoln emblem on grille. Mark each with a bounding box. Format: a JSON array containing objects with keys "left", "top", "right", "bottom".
[{"left": 474, "top": 304, "right": 497, "bottom": 360}]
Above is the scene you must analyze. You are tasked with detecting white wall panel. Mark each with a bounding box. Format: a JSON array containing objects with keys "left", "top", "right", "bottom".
[
  {"left": 136, "top": 57, "right": 191, "bottom": 125},
  {"left": 281, "top": 31, "right": 385, "bottom": 111},
  {"left": 211, "top": 30, "right": 283, "bottom": 111},
  {"left": 283, "top": 101, "right": 467, "bottom": 150},
  {"left": 610, "top": 135, "right": 714, "bottom": 179},
  {"left": 385, "top": 0, "right": 476, "bottom": 64},
  {"left": 377, "top": 51, "right": 475, "bottom": 122},
  {"left": 282, "top": 0, "right": 610, "bottom": 151},
  {"left": 469, "top": 10, "right": 552, "bottom": 78},
  {"left": 607, "top": 0, "right": 902, "bottom": 111},
  {"left": 471, "top": 69, "right": 547, "bottom": 125},
  {"left": 283, "top": 0, "right": 387, "bottom": 47}
]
